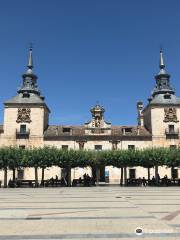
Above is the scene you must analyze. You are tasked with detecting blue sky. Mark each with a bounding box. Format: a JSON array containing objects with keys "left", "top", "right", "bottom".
[{"left": 0, "top": 0, "right": 180, "bottom": 125}]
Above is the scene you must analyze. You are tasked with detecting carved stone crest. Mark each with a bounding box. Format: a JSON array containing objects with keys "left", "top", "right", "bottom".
[
  {"left": 78, "top": 142, "right": 85, "bottom": 150},
  {"left": 112, "top": 141, "right": 118, "bottom": 150},
  {"left": 164, "top": 107, "right": 179, "bottom": 123},
  {"left": 16, "top": 108, "right": 31, "bottom": 123}
]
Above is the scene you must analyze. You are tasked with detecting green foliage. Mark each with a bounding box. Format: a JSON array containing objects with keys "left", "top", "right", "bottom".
[
  {"left": 0, "top": 146, "right": 179, "bottom": 169},
  {"left": 0, "top": 147, "right": 23, "bottom": 170},
  {"left": 165, "top": 148, "right": 180, "bottom": 167},
  {"left": 138, "top": 148, "right": 167, "bottom": 168}
]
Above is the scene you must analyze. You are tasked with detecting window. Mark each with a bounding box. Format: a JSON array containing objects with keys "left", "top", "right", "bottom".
[
  {"left": 63, "top": 128, "right": 71, "bottom": 133},
  {"left": 17, "top": 169, "right": 24, "bottom": 180},
  {"left": 19, "top": 145, "right": 25, "bottom": 149},
  {"left": 94, "top": 145, "right": 102, "bottom": 151},
  {"left": 125, "top": 128, "right": 132, "bottom": 133},
  {"left": 20, "top": 124, "right": 26, "bottom": 134},
  {"left": 22, "top": 92, "right": 30, "bottom": 98},
  {"left": 169, "top": 125, "right": 174, "bottom": 133},
  {"left": 164, "top": 94, "right": 171, "bottom": 99},
  {"left": 170, "top": 145, "right": 176, "bottom": 149},
  {"left": 171, "top": 168, "right": 178, "bottom": 179},
  {"left": 128, "top": 145, "right": 135, "bottom": 150},
  {"left": 62, "top": 145, "right": 68, "bottom": 150},
  {"left": 129, "top": 169, "right": 136, "bottom": 179}
]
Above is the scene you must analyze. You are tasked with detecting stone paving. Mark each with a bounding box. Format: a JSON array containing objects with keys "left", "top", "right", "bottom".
[{"left": 0, "top": 187, "right": 180, "bottom": 239}]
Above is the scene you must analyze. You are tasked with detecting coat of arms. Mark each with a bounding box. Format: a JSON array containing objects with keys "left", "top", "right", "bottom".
[
  {"left": 164, "top": 107, "right": 178, "bottom": 123},
  {"left": 16, "top": 108, "right": 31, "bottom": 123}
]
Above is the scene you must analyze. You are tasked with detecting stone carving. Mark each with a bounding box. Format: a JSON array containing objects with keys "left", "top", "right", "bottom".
[
  {"left": 78, "top": 142, "right": 85, "bottom": 150},
  {"left": 16, "top": 108, "right": 31, "bottom": 123},
  {"left": 95, "top": 117, "right": 101, "bottom": 128},
  {"left": 164, "top": 107, "right": 179, "bottom": 123},
  {"left": 112, "top": 142, "right": 118, "bottom": 150}
]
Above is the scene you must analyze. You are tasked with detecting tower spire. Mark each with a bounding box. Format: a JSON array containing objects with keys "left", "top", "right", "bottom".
[
  {"left": 18, "top": 45, "right": 40, "bottom": 95},
  {"left": 27, "top": 43, "right": 33, "bottom": 70},
  {"left": 149, "top": 49, "right": 175, "bottom": 99},
  {"left": 160, "top": 49, "right": 165, "bottom": 69},
  {"left": 159, "top": 48, "right": 166, "bottom": 74}
]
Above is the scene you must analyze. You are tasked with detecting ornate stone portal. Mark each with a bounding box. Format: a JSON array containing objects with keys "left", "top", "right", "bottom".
[
  {"left": 164, "top": 107, "right": 179, "bottom": 123},
  {"left": 16, "top": 108, "right": 31, "bottom": 123}
]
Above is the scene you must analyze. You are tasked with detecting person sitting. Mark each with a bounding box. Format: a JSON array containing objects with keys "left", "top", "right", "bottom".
[
  {"left": 8, "top": 178, "right": 15, "bottom": 188},
  {"left": 163, "top": 174, "right": 169, "bottom": 186},
  {"left": 79, "top": 177, "right": 82, "bottom": 185}
]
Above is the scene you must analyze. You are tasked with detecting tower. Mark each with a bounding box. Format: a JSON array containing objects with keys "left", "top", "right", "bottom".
[
  {"left": 3, "top": 46, "right": 50, "bottom": 147},
  {"left": 143, "top": 50, "right": 180, "bottom": 147},
  {"left": 84, "top": 104, "right": 111, "bottom": 135}
]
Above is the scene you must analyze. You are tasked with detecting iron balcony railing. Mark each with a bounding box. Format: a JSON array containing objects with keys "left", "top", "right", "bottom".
[
  {"left": 16, "top": 129, "right": 30, "bottom": 139},
  {"left": 165, "top": 128, "right": 179, "bottom": 135}
]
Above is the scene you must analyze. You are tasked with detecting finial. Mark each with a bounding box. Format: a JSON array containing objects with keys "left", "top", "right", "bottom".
[
  {"left": 96, "top": 100, "right": 99, "bottom": 106},
  {"left": 159, "top": 48, "right": 165, "bottom": 69},
  {"left": 27, "top": 43, "right": 33, "bottom": 70}
]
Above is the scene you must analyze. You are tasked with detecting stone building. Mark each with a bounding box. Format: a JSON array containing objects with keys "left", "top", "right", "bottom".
[{"left": 0, "top": 48, "right": 180, "bottom": 184}]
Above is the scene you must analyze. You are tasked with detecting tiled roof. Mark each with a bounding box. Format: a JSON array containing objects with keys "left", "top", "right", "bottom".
[{"left": 44, "top": 125, "right": 151, "bottom": 141}]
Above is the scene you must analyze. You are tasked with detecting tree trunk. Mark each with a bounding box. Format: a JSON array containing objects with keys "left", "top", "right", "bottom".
[
  {"left": 67, "top": 167, "right": 71, "bottom": 187},
  {"left": 147, "top": 167, "right": 150, "bottom": 181},
  {"left": 171, "top": 167, "right": 174, "bottom": 179},
  {"left": 13, "top": 168, "right": 16, "bottom": 181},
  {"left": 91, "top": 166, "right": 96, "bottom": 182},
  {"left": 120, "top": 167, "right": 123, "bottom": 186},
  {"left": 35, "top": 167, "right": 38, "bottom": 187},
  {"left": 4, "top": 167, "right": 7, "bottom": 188},
  {"left": 155, "top": 165, "right": 159, "bottom": 186},
  {"left": 41, "top": 167, "right": 45, "bottom": 187},
  {"left": 124, "top": 167, "right": 127, "bottom": 186},
  {"left": 96, "top": 168, "right": 100, "bottom": 186}
]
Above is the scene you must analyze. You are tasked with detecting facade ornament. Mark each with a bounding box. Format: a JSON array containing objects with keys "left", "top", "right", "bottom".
[
  {"left": 78, "top": 142, "right": 85, "bottom": 150},
  {"left": 164, "top": 107, "right": 179, "bottom": 123},
  {"left": 91, "top": 104, "right": 105, "bottom": 128},
  {"left": 110, "top": 140, "right": 120, "bottom": 150},
  {"left": 112, "top": 141, "right": 118, "bottom": 150},
  {"left": 95, "top": 117, "right": 101, "bottom": 128},
  {"left": 16, "top": 108, "right": 31, "bottom": 123}
]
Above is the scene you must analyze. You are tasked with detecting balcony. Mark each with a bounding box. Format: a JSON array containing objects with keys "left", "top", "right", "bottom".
[
  {"left": 16, "top": 129, "right": 30, "bottom": 139},
  {"left": 165, "top": 128, "right": 179, "bottom": 139}
]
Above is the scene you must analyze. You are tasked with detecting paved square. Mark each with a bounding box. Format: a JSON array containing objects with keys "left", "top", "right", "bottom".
[{"left": 0, "top": 187, "right": 180, "bottom": 239}]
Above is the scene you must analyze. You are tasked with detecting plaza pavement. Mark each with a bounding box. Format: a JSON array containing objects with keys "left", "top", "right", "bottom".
[{"left": 0, "top": 187, "right": 180, "bottom": 239}]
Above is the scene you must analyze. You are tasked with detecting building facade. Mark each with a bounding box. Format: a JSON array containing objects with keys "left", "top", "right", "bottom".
[{"left": 0, "top": 48, "right": 180, "bottom": 184}]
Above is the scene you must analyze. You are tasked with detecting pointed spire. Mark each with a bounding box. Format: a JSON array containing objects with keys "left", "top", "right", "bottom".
[
  {"left": 160, "top": 49, "right": 165, "bottom": 68},
  {"left": 18, "top": 45, "right": 40, "bottom": 95},
  {"left": 159, "top": 48, "right": 166, "bottom": 74},
  {"left": 150, "top": 49, "right": 175, "bottom": 98},
  {"left": 27, "top": 43, "right": 33, "bottom": 71}
]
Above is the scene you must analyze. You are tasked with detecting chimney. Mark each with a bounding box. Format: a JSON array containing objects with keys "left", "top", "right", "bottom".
[{"left": 137, "top": 101, "right": 144, "bottom": 126}]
